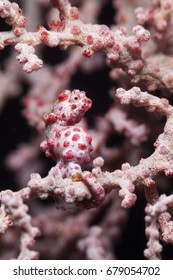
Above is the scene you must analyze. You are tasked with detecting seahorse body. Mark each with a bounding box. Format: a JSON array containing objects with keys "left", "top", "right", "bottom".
[{"left": 40, "top": 89, "right": 93, "bottom": 179}]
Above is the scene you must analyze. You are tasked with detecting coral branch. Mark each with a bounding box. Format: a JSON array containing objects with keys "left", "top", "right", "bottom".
[
  {"left": 144, "top": 194, "right": 173, "bottom": 259},
  {"left": 77, "top": 226, "right": 114, "bottom": 260},
  {"left": 1, "top": 0, "right": 173, "bottom": 260},
  {"left": 0, "top": 190, "right": 40, "bottom": 259}
]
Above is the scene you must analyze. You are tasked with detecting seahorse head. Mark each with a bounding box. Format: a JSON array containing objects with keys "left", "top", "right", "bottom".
[{"left": 43, "top": 89, "right": 92, "bottom": 126}]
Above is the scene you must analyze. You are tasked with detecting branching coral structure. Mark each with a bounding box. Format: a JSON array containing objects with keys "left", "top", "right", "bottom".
[{"left": 1, "top": 0, "right": 173, "bottom": 260}]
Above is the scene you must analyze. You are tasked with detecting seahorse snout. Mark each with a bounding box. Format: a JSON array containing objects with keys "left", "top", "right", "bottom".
[{"left": 81, "top": 97, "right": 92, "bottom": 110}]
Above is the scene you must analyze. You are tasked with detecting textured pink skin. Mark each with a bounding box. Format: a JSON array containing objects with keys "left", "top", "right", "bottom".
[
  {"left": 40, "top": 89, "right": 93, "bottom": 178},
  {"left": 2, "top": 0, "right": 173, "bottom": 261}
]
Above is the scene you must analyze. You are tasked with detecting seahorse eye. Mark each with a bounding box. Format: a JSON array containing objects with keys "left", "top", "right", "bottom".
[{"left": 74, "top": 96, "right": 78, "bottom": 100}]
